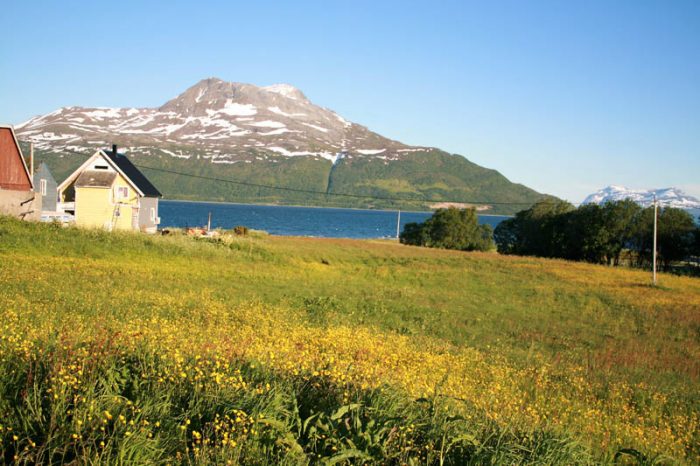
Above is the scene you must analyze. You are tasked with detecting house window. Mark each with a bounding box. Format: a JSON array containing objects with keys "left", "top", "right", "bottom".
[
  {"left": 117, "top": 187, "right": 128, "bottom": 199},
  {"left": 95, "top": 165, "right": 109, "bottom": 170},
  {"left": 40, "top": 179, "right": 47, "bottom": 196},
  {"left": 150, "top": 207, "right": 156, "bottom": 222}
]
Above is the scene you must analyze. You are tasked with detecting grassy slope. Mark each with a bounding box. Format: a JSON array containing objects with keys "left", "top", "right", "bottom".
[
  {"left": 1, "top": 218, "right": 698, "bottom": 464},
  {"left": 26, "top": 145, "right": 548, "bottom": 214}
]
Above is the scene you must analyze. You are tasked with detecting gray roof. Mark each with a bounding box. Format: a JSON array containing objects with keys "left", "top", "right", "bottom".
[
  {"left": 75, "top": 170, "right": 117, "bottom": 188},
  {"left": 104, "top": 150, "right": 161, "bottom": 197},
  {"left": 33, "top": 162, "right": 56, "bottom": 185}
]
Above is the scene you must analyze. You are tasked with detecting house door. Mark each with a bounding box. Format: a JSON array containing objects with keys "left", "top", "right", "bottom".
[{"left": 132, "top": 207, "right": 140, "bottom": 230}]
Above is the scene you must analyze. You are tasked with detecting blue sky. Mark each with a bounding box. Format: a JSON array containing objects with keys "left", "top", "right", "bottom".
[{"left": 2, "top": 0, "right": 699, "bottom": 202}]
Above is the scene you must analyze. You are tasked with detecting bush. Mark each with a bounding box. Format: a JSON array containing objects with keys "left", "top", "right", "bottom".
[
  {"left": 232, "top": 225, "right": 249, "bottom": 236},
  {"left": 400, "top": 207, "right": 494, "bottom": 252}
]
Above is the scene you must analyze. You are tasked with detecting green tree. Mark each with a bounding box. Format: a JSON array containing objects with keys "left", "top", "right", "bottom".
[
  {"left": 493, "top": 217, "right": 519, "bottom": 254},
  {"left": 563, "top": 204, "right": 609, "bottom": 263},
  {"left": 399, "top": 222, "right": 429, "bottom": 246},
  {"left": 629, "top": 206, "right": 696, "bottom": 269},
  {"left": 600, "top": 199, "right": 642, "bottom": 265},
  {"left": 563, "top": 200, "right": 642, "bottom": 265},
  {"left": 495, "top": 199, "right": 697, "bottom": 271},
  {"left": 628, "top": 207, "right": 655, "bottom": 268},
  {"left": 657, "top": 207, "right": 696, "bottom": 269},
  {"left": 399, "top": 207, "right": 494, "bottom": 251},
  {"left": 493, "top": 200, "right": 574, "bottom": 257}
]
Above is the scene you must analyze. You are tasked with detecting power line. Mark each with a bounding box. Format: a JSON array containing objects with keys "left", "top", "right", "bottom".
[{"left": 133, "top": 163, "right": 562, "bottom": 207}]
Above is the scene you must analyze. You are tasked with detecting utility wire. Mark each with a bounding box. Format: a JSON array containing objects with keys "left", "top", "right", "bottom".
[{"left": 134, "top": 163, "right": 570, "bottom": 206}]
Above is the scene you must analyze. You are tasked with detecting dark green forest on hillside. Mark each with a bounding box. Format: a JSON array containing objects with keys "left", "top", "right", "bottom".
[{"left": 25, "top": 143, "right": 548, "bottom": 214}]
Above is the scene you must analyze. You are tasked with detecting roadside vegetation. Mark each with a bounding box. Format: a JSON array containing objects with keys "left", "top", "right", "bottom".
[{"left": 1, "top": 217, "right": 698, "bottom": 464}]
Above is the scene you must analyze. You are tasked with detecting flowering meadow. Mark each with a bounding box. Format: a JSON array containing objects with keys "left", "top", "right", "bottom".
[{"left": 0, "top": 217, "right": 698, "bottom": 464}]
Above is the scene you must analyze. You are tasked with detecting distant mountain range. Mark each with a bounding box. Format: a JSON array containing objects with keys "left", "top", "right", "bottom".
[
  {"left": 15, "top": 77, "right": 549, "bottom": 213},
  {"left": 583, "top": 186, "right": 700, "bottom": 210}
]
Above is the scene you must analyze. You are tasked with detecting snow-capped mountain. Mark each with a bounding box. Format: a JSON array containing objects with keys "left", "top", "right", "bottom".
[
  {"left": 16, "top": 77, "right": 419, "bottom": 165},
  {"left": 11, "top": 77, "right": 548, "bottom": 214},
  {"left": 583, "top": 186, "right": 700, "bottom": 209}
]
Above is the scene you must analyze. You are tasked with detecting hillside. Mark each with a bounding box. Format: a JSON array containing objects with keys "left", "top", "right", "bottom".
[
  {"left": 0, "top": 217, "right": 698, "bottom": 464},
  {"left": 15, "top": 78, "right": 548, "bottom": 213}
]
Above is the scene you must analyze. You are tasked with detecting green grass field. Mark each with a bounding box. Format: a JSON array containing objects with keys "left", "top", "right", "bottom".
[{"left": 0, "top": 217, "right": 698, "bottom": 464}]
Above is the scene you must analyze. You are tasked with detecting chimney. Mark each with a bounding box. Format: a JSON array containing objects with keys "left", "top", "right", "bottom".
[{"left": 112, "top": 144, "right": 118, "bottom": 156}]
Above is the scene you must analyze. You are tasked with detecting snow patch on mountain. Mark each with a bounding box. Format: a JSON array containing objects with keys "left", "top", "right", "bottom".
[
  {"left": 259, "top": 128, "right": 297, "bottom": 136},
  {"left": 266, "top": 146, "right": 338, "bottom": 163},
  {"left": 195, "top": 87, "right": 206, "bottom": 103},
  {"left": 159, "top": 148, "right": 191, "bottom": 159},
  {"left": 83, "top": 108, "right": 124, "bottom": 119},
  {"left": 301, "top": 123, "right": 329, "bottom": 133},
  {"left": 213, "top": 100, "right": 257, "bottom": 116},
  {"left": 333, "top": 113, "right": 351, "bottom": 128},
  {"left": 357, "top": 149, "right": 386, "bottom": 155},
  {"left": 248, "top": 120, "right": 286, "bottom": 129},
  {"left": 263, "top": 84, "right": 302, "bottom": 100},
  {"left": 268, "top": 106, "right": 305, "bottom": 118}
]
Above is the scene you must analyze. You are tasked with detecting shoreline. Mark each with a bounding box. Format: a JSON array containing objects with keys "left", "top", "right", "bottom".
[{"left": 160, "top": 198, "right": 514, "bottom": 217}]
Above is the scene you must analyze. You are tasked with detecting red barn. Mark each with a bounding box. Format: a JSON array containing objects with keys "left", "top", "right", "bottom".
[{"left": 0, "top": 125, "right": 41, "bottom": 219}]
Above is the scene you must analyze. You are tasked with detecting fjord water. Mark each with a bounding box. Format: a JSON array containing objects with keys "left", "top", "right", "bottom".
[{"left": 160, "top": 200, "right": 509, "bottom": 238}]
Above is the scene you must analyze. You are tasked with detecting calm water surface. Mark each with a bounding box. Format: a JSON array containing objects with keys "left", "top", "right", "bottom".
[{"left": 160, "top": 200, "right": 509, "bottom": 239}]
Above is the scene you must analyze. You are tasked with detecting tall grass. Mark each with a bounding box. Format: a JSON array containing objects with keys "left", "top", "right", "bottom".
[
  {"left": 0, "top": 317, "right": 596, "bottom": 465},
  {"left": 0, "top": 216, "right": 698, "bottom": 464}
]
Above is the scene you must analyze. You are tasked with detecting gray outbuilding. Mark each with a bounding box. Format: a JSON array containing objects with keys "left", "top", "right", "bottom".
[{"left": 33, "top": 162, "right": 58, "bottom": 212}]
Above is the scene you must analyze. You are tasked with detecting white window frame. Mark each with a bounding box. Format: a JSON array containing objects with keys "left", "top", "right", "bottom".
[
  {"left": 117, "top": 186, "right": 129, "bottom": 199},
  {"left": 150, "top": 207, "right": 156, "bottom": 222},
  {"left": 40, "top": 179, "right": 47, "bottom": 196}
]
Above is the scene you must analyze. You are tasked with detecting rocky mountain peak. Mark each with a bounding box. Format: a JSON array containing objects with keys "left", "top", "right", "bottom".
[
  {"left": 160, "top": 79, "right": 308, "bottom": 116},
  {"left": 261, "top": 83, "right": 307, "bottom": 101},
  {"left": 16, "top": 78, "right": 414, "bottom": 165}
]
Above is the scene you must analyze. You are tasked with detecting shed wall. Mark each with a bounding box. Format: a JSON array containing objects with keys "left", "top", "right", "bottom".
[
  {"left": 138, "top": 196, "right": 159, "bottom": 233},
  {"left": 75, "top": 187, "right": 113, "bottom": 229},
  {"left": 0, "top": 189, "right": 42, "bottom": 220},
  {"left": 33, "top": 165, "right": 58, "bottom": 211}
]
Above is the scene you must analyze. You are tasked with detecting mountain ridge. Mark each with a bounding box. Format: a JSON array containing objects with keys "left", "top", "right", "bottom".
[
  {"left": 14, "top": 77, "right": 549, "bottom": 214},
  {"left": 583, "top": 185, "right": 700, "bottom": 209}
]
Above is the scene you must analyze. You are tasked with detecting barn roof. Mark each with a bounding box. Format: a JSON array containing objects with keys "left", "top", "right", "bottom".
[
  {"left": 0, "top": 124, "right": 33, "bottom": 190},
  {"left": 34, "top": 162, "right": 56, "bottom": 185}
]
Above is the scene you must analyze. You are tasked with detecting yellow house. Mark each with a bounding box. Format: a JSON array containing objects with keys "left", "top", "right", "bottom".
[{"left": 57, "top": 145, "right": 161, "bottom": 233}]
